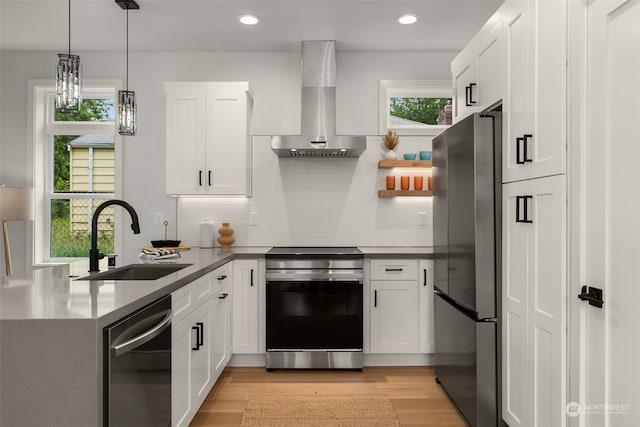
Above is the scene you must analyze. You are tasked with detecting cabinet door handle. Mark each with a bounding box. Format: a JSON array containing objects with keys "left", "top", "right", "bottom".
[
  {"left": 523, "top": 134, "right": 533, "bottom": 163},
  {"left": 374, "top": 290, "right": 378, "bottom": 308},
  {"left": 197, "top": 322, "right": 204, "bottom": 347},
  {"left": 423, "top": 268, "right": 427, "bottom": 287},
  {"left": 516, "top": 137, "right": 525, "bottom": 164},
  {"left": 250, "top": 269, "right": 254, "bottom": 287},
  {"left": 192, "top": 324, "right": 201, "bottom": 350},
  {"left": 208, "top": 170, "right": 212, "bottom": 186},
  {"left": 385, "top": 268, "right": 403, "bottom": 272},
  {"left": 217, "top": 274, "right": 227, "bottom": 281},
  {"left": 198, "top": 170, "right": 203, "bottom": 186},
  {"left": 218, "top": 293, "right": 229, "bottom": 299},
  {"left": 465, "top": 83, "right": 477, "bottom": 106},
  {"left": 515, "top": 195, "right": 533, "bottom": 223}
]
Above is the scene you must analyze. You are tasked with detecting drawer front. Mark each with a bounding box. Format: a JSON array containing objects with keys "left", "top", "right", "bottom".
[
  {"left": 191, "top": 273, "right": 213, "bottom": 305},
  {"left": 212, "top": 262, "right": 232, "bottom": 294},
  {"left": 172, "top": 285, "right": 193, "bottom": 325},
  {"left": 172, "top": 271, "right": 214, "bottom": 324},
  {"left": 370, "top": 259, "right": 418, "bottom": 281}
]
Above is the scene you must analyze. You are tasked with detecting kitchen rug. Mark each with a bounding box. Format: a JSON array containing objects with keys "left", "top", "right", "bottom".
[{"left": 240, "top": 394, "right": 400, "bottom": 427}]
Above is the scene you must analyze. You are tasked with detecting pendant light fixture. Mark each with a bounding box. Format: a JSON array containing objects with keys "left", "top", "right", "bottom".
[
  {"left": 116, "top": 0, "right": 140, "bottom": 136},
  {"left": 56, "top": 0, "right": 82, "bottom": 112}
]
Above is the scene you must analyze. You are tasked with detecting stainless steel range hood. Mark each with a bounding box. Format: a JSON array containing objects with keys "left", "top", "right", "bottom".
[{"left": 271, "top": 41, "right": 366, "bottom": 158}]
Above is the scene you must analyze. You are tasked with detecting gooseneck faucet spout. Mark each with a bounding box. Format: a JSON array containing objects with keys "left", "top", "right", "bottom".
[{"left": 89, "top": 199, "right": 140, "bottom": 272}]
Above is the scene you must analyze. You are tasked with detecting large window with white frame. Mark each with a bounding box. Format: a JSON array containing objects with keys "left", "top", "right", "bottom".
[{"left": 32, "top": 82, "right": 120, "bottom": 263}]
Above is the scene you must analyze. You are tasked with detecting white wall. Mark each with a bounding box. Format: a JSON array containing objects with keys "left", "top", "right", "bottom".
[
  {"left": 178, "top": 136, "right": 433, "bottom": 248},
  {"left": 0, "top": 49, "right": 453, "bottom": 269}
]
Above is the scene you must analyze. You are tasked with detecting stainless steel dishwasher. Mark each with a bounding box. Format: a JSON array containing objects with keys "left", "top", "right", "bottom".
[{"left": 103, "top": 295, "right": 172, "bottom": 426}]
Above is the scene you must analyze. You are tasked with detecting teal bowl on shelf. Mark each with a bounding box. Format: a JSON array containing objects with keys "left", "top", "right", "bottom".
[
  {"left": 403, "top": 153, "right": 417, "bottom": 160},
  {"left": 419, "top": 151, "right": 432, "bottom": 160}
]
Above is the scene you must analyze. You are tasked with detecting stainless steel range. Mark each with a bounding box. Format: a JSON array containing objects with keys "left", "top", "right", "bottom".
[{"left": 265, "top": 247, "right": 364, "bottom": 370}]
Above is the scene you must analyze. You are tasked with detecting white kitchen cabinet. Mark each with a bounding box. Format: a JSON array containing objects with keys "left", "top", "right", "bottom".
[
  {"left": 451, "top": 16, "right": 503, "bottom": 123},
  {"left": 502, "top": 0, "right": 567, "bottom": 182},
  {"left": 211, "top": 283, "right": 232, "bottom": 383},
  {"left": 171, "top": 263, "right": 233, "bottom": 427},
  {"left": 232, "top": 259, "right": 260, "bottom": 354},
  {"left": 418, "top": 259, "right": 435, "bottom": 353},
  {"left": 369, "top": 259, "right": 420, "bottom": 354},
  {"left": 172, "top": 294, "right": 213, "bottom": 427},
  {"left": 165, "top": 81, "right": 253, "bottom": 196},
  {"left": 502, "top": 175, "right": 566, "bottom": 427}
]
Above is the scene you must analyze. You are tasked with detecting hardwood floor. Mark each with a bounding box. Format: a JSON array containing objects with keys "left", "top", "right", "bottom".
[{"left": 190, "top": 366, "right": 467, "bottom": 427}]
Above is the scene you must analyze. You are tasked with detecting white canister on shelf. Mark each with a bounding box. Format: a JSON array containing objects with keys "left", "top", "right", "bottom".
[{"left": 198, "top": 220, "right": 215, "bottom": 248}]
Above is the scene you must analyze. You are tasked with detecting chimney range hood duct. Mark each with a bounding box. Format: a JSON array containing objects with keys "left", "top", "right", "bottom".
[{"left": 271, "top": 41, "right": 366, "bottom": 158}]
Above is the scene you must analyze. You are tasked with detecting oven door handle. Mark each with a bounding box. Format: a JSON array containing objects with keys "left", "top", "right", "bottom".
[
  {"left": 112, "top": 310, "right": 173, "bottom": 357},
  {"left": 266, "top": 277, "right": 363, "bottom": 283},
  {"left": 266, "top": 271, "right": 363, "bottom": 282}
]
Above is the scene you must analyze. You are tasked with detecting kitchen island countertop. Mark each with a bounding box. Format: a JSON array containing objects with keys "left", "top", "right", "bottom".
[{"left": 0, "top": 246, "right": 270, "bottom": 326}]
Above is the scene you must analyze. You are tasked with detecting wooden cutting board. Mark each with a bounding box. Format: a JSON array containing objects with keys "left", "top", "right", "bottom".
[{"left": 142, "top": 245, "right": 191, "bottom": 252}]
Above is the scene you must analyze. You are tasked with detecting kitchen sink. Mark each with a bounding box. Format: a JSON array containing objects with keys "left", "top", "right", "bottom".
[{"left": 77, "top": 263, "right": 192, "bottom": 281}]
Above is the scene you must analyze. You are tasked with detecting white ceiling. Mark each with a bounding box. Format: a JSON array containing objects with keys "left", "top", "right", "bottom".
[{"left": 0, "top": 0, "right": 504, "bottom": 53}]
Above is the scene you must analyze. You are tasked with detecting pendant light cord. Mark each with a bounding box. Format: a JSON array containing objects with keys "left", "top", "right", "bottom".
[
  {"left": 126, "top": 7, "right": 129, "bottom": 91},
  {"left": 68, "top": 0, "right": 71, "bottom": 55}
]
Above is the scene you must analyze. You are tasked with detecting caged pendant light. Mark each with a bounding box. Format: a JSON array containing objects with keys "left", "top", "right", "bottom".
[
  {"left": 116, "top": 0, "right": 140, "bottom": 136},
  {"left": 56, "top": 0, "right": 82, "bottom": 112}
]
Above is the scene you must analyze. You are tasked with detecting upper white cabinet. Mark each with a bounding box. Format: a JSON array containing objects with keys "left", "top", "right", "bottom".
[
  {"left": 502, "top": 0, "right": 567, "bottom": 182},
  {"left": 451, "top": 17, "right": 503, "bottom": 123},
  {"left": 165, "top": 82, "right": 253, "bottom": 196}
]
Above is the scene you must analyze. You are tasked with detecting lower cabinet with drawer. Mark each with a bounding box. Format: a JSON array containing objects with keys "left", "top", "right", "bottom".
[
  {"left": 369, "top": 258, "right": 433, "bottom": 354},
  {"left": 172, "top": 263, "right": 232, "bottom": 427}
]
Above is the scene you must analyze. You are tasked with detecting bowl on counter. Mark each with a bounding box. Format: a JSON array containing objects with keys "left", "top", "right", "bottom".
[
  {"left": 150, "top": 239, "right": 181, "bottom": 248},
  {"left": 403, "top": 153, "right": 417, "bottom": 160}
]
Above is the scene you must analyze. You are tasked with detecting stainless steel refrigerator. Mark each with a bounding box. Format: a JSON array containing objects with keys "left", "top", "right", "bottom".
[{"left": 432, "top": 111, "right": 502, "bottom": 427}]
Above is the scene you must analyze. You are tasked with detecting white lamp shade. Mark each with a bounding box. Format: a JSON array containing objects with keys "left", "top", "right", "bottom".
[{"left": 0, "top": 187, "right": 33, "bottom": 221}]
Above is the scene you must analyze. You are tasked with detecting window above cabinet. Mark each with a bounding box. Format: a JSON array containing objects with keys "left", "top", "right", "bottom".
[{"left": 379, "top": 80, "right": 452, "bottom": 136}]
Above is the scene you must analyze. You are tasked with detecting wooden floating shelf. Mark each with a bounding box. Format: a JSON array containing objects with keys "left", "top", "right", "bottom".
[
  {"left": 378, "top": 160, "right": 432, "bottom": 169},
  {"left": 378, "top": 190, "right": 433, "bottom": 198}
]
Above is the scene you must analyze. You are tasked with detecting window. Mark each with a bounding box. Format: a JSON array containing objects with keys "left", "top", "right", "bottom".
[
  {"left": 379, "top": 80, "right": 452, "bottom": 136},
  {"left": 32, "top": 82, "right": 120, "bottom": 263}
]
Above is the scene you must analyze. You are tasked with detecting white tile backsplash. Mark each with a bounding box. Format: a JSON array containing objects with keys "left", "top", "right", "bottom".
[{"left": 177, "top": 135, "right": 433, "bottom": 247}]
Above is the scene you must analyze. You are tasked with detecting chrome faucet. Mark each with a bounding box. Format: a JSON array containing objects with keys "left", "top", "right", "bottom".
[{"left": 89, "top": 199, "right": 140, "bottom": 272}]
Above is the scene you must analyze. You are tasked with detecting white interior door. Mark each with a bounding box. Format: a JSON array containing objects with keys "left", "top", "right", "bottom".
[{"left": 577, "top": 0, "right": 640, "bottom": 425}]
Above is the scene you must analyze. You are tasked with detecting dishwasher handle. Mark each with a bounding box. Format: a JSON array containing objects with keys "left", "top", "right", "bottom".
[{"left": 112, "top": 310, "right": 173, "bottom": 357}]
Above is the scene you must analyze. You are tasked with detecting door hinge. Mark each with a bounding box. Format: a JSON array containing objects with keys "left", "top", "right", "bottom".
[{"left": 578, "top": 285, "right": 604, "bottom": 308}]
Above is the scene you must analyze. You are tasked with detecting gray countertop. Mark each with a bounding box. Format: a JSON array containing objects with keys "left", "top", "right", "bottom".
[
  {"left": 359, "top": 246, "right": 433, "bottom": 257},
  {"left": 0, "top": 247, "right": 270, "bottom": 326},
  {"left": 0, "top": 245, "right": 430, "bottom": 325}
]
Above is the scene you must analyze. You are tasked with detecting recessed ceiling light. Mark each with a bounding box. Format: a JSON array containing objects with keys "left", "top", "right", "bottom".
[
  {"left": 397, "top": 14, "right": 418, "bottom": 25},
  {"left": 238, "top": 15, "right": 259, "bottom": 25}
]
